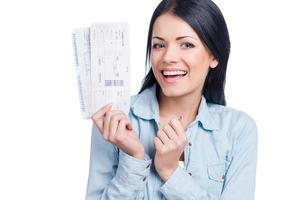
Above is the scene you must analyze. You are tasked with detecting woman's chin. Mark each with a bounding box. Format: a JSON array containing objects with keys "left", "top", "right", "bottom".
[{"left": 160, "top": 87, "right": 185, "bottom": 98}]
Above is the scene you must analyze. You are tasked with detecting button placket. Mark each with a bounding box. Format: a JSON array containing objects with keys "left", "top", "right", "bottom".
[
  {"left": 184, "top": 127, "right": 192, "bottom": 170},
  {"left": 222, "top": 174, "right": 225, "bottom": 180}
]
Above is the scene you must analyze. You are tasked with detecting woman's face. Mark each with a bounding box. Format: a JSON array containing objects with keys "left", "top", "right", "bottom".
[{"left": 151, "top": 12, "right": 218, "bottom": 98}]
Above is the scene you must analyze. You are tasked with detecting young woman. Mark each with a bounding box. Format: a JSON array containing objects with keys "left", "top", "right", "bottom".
[{"left": 86, "top": 0, "right": 257, "bottom": 199}]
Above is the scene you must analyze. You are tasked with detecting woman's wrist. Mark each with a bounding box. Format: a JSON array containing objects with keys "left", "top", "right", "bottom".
[
  {"left": 157, "top": 163, "right": 179, "bottom": 182},
  {"left": 158, "top": 169, "right": 175, "bottom": 182},
  {"left": 132, "top": 148, "right": 145, "bottom": 160}
]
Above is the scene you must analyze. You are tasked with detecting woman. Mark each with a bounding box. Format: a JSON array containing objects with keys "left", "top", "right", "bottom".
[{"left": 86, "top": 0, "right": 257, "bottom": 199}]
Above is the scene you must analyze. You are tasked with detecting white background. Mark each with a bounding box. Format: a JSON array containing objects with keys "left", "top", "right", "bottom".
[{"left": 0, "top": 0, "right": 299, "bottom": 199}]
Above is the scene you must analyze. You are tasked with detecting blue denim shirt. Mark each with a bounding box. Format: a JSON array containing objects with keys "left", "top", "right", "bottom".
[{"left": 85, "top": 83, "right": 258, "bottom": 200}]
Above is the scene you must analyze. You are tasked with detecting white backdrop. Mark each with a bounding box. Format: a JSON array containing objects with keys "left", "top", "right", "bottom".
[{"left": 0, "top": 0, "right": 299, "bottom": 199}]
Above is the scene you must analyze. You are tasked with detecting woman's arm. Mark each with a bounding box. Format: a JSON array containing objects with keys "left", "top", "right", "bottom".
[
  {"left": 159, "top": 115, "right": 258, "bottom": 200},
  {"left": 85, "top": 123, "right": 152, "bottom": 200}
]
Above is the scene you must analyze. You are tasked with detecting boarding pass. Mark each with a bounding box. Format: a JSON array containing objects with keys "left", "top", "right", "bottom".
[{"left": 72, "top": 23, "right": 130, "bottom": 119}]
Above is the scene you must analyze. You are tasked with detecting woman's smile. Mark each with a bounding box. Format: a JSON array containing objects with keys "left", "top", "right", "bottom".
[{"left": 160, "top": 68, "right": 188, "bottom": 84}]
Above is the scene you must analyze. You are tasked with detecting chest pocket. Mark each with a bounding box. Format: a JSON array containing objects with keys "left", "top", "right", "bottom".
[{"left": 207, "top": 162, "right": 225, "bottom": 197}]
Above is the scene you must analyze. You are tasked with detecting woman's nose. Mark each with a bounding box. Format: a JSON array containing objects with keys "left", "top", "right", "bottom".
[{"left": 162, "top": 45, "right": 179, "bottom": 64}]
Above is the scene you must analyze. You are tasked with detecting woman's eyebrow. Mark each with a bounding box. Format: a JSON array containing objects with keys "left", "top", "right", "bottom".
[
  {"left": 152, "top": 36, "right": 197, "bottom": 41},
  {"left": 152, "top": 36, "right": 165, "bottom": 41}
]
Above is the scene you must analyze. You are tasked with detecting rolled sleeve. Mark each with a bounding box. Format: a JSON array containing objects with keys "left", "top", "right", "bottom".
[
  {"left": 113, "top": 150, "right": 152, "bottom": 191},
  {"left": 160, "top": 166, "right": 206, "bottom": 199}
]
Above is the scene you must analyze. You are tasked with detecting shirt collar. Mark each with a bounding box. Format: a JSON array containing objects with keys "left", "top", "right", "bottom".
[{"left": 131, "top": 83, "right": 220, "bottom": 131}]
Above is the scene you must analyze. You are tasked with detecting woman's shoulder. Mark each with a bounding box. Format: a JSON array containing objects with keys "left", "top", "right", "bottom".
[
  {"left": 208, "top": 102, "right": 255, "bottom": 120},
  {"left": 207, "top": 102, "right": 257, "bottom": 136}
]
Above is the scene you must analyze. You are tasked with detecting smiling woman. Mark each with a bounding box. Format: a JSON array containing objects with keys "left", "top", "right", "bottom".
[
  {"left": 150, "top": 12, "right": 219, "bottom": 106},
  {"left": 86, "top": 0, "right": 257, "bottom": 200}
]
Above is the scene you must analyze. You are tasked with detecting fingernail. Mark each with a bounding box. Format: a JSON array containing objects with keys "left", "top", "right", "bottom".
[{"left": 107, "top": 102, "right": 113, "bottom": 107}]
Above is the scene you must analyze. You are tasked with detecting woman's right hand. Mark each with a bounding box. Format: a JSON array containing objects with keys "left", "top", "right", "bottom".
[{"left": 91, "top": 103, "right": 145, "bottom": 160}]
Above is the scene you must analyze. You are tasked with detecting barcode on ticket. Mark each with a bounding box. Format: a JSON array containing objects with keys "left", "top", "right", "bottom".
[{"left": 105, "top": 80, "right": 124, "bottom": 86}]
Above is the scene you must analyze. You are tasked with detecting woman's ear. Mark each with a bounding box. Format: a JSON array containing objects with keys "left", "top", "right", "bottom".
[{"left": 210, "top": 58, "right": 219, "bottom": 69}]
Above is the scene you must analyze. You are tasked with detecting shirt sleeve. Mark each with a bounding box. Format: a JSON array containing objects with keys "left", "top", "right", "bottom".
[
  {"left": 85, "top": 123, "right": 152, "bottom": 200},
  {"left": 159, "top": 114, "right": 258, "bottom": 200}
]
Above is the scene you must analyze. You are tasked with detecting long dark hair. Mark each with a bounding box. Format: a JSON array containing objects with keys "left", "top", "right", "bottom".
[{"left": 138, "top": 0, "right": 230, "bottom": 106}]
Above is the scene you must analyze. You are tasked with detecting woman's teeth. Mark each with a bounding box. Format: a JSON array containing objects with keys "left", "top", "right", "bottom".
[
  {"left": 160, "top": 70, "right": 187, "bottom": 84},
  {"left": 162, "top": 70, "right": 187, "bottom": 77}
]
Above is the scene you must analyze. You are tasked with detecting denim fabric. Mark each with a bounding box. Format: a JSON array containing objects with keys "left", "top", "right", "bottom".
[{"left": 86, "top": 83, "right": 257, "bottom": 200}]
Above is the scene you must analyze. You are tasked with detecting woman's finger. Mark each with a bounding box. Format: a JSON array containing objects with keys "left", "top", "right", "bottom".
[
  {"left": 91, "top": 103, "right": 113, "bottom": 120},
  {"left": 157, "top": 129, "right": 170, "bottom": 145},
  {"left": 153, "top": 137, "right": 164, "bottom": 151},
  {"left": 168, "top": 116, "right": 186, "bottom": 139},
  {"left": 109, "top": 112, "right": 126, "bottom": 140},
  {"left": 91, "top": 103, "right": 113, "bottom": 131},
  {"left": 103, "top": 110, "right": 114, "bottom": 140},
  {"left": 162, "top": 123, "right": 178, "bottom": 141},
  {"left": 126, "top": 121, "right": 133, "bottom": 131},
  {"left": 102, "top": 110, "right": 125, "bottom": 139},
  {"left": 114, "top": 118, "right": 136, "bottom": 147},
  {"left": 114, "top": 118, "right": 128, "bottom": 142}
]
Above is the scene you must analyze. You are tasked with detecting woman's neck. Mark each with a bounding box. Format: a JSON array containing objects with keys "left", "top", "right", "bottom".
[{"left": 157, "top": 88, "right": 202, "bottom": 128}]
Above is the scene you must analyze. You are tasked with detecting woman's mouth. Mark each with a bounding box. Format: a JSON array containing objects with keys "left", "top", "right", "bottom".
[{"left": 161, "top": 70, "right": 187, "bottom": 84}]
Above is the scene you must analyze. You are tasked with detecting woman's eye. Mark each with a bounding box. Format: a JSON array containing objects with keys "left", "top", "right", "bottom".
[
  {"left": 181, "top": 42, "right": 195, "bottom": 49},
  {"left": 152, "top": 43, "right": 165, "bottom": 49}
]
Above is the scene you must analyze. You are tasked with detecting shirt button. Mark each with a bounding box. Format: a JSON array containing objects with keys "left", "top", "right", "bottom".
[
  {"left": 146, "top": 163, "right": 151, "bottom": 169},
  {"left": 188, "top": 172, "right": 192, "bottom": 176},
  {"left": 188, "top": 142, "right": 192, "bottom": 146},
  {"left": 142, "top": 176, "right": 147, "bottom": 181},
  {"left": 222, "top": 174, "right": 225, "bottom": 180}
]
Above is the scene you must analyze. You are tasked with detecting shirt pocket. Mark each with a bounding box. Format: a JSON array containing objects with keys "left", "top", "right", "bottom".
[{"left": 207, "top": 162, "right": 225, "bottom": 197}]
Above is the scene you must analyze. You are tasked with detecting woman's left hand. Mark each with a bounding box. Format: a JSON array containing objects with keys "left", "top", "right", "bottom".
[{"left": 153, "top": 116, "right": 187, "bottom": 182}]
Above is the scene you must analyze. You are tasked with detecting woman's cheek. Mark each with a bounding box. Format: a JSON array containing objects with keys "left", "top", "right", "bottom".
[{"left": 151, "top": 53, "right": 161, "bottom": 66}]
